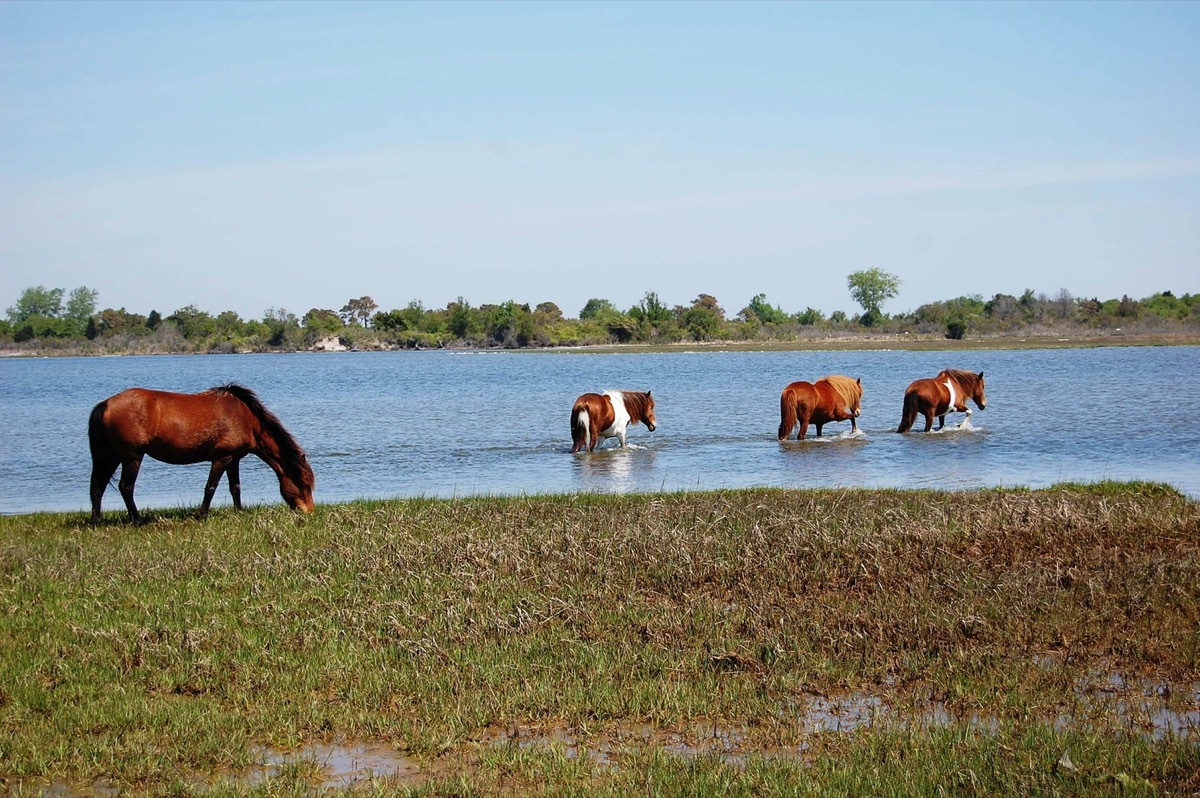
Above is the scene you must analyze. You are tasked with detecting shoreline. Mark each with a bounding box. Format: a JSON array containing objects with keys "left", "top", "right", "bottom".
[
  {"left": 3, "top": 331, "right": 1199, "bottom": 358},
  {"left": 4, "top": 480, "right": 1193, "bottom": 521}
]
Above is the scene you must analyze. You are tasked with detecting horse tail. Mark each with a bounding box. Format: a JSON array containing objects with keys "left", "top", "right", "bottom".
[
  {"left": 778, "top": 389, "right": 797, "bottom": 440},
  {"left": 897, "top": 389, "right": 918, "bottom": 433},
  {"left": 88, "top": 400, "right": 113, "bottom": 464},
  {"left": 570, "top": 399, "right": 590, "bottom": 451}
]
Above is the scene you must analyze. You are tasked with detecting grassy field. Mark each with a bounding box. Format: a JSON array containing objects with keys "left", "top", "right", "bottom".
[{"left": 2, "top": 484, "right": 1198, "bottom": 795}]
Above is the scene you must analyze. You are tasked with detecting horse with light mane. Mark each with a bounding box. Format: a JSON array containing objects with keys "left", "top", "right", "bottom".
[
  {"left": 89, "top": 384, "right": 315, "bottom": 523},
  {"left": 570, "top": 390, "right": 656, "bottom": 453},
  {"left": 778, "top": 375, "right": 863, "bottom": 441},
  {"left": 896, "top": 369, "right": 987, "bottom": 433}
]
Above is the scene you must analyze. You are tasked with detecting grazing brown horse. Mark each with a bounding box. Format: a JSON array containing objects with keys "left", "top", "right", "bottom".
[
  {"left": 570, "top": 390, "right": 656, "bottom": 453},
  {"left": 778, "top": 375, "right": 863, "bottom": 441},
  {"left": 896, "top": 369, "right": 987, "bottom": 433},
  {"left": 89, "top": 384, "right": 315, "bottom": 523}
]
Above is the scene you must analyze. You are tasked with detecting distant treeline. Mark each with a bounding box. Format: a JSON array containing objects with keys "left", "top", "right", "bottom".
[{"left": 3, "top": 283, "right": 1198, "bottom": 355}]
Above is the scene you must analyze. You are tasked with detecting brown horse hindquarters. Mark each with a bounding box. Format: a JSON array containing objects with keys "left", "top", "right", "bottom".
[
  {"left": 780, "top": 383, "right": 833, "bottom": 440},
  {"left": 98, "top": 389, "right": 257, "bottom": 464},
  {"left": 779, "top": 382, "right": 814, "bottom": 440},
  {"left": 570, "top": 393, "right": 615, "bottom": 453},
  {"left": 781, "top": 379, "right": 859, "bottom": 441},
  {"left": 897, "top": 379, "right": 944, "bottom": 433}
]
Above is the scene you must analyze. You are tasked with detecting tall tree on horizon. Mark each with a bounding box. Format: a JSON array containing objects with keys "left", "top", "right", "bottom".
[{"left": 847, "top": 268, "right": 901, "bottom": 327}]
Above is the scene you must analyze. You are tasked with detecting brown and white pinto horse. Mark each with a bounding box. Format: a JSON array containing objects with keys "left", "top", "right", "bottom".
[
  {"left": 570, "top": 390, "right": 656, "bottom": 453},
  {"left": 896, "top": 369, "right": 987, "bottom": 433},
  {"left": 778, "top": 375, "right": 863, "bottom": 441},
  {"left": 89, "top": 384, "right": 315, "bottom": 523}
]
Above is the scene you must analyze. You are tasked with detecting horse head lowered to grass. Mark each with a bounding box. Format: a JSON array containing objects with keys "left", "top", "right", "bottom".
[
  {"left": 778, "top": 375, "right": 862, "bottom": 441},
  {"left": 570, "top": 390, "right": 656, "bottom": 453},
  {"left": 896, "top": 369, "right": 987, "bottom": 433},
  {"left": 89, "top": 384, "right": 315, "bottom": 523}
]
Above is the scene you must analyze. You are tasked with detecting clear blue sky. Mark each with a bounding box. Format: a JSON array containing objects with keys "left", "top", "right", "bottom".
[{"left": 3, "top": 0, "right": 1198, "bottom": 321}]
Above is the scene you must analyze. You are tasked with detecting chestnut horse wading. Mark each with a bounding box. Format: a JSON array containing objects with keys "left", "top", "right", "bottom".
[
  {"left": 778, "top": 375, "right": 863, "bottom": 441},
  {"left": 570, "top": 390, "right": 656, "bottom": 453},
  {"left": 896, "top": 369, "right": 987, "bottom": 433},
  {"left": 89, "top": 384, "right": 315, "bottom": 523}
]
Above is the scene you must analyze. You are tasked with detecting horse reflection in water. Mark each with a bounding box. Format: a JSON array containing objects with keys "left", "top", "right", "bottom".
[
  {"left": 778, "top": 375, "right": 862, "bottom": 441},
  {"left": 896, "top": 370, "right": 987, "bottom": 433},
  {"left": 572, "top": 444, "right": 656, "bottom": 493},
  {"left": 570, "top": 390, "right": 656, "bottom": 453},
  {"left": 89, "top": 384, "right": 315, "bottom": 523}
]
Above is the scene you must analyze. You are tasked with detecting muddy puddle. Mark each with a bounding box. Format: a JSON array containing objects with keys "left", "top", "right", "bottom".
[
  {"left": 227, "top": 673, "right": 1199, "bottom": 788},
  {"left": 15, "top": 671, "right": 1198, "bottom": 795},
  {"left": 243, "top": 740, "right": 425, "bottom": 788}
]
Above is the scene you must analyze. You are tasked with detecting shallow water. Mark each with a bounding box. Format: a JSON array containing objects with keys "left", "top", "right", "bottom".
[{"left": 1, "top": 345, "right": 1198, "bottom": 514}]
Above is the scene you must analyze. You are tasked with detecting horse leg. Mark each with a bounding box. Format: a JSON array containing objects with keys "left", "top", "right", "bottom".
[
  {"left": 936, "top": 414, "right": 946, "bottom": 431},
  {"left": 200, "top": 456, "right": 235, "bottom": 519},
  {"left": 118, "top": 456, "right": 144, "bottom": 524},
  {"left": 923, "top": 412, "right": 935, "bottom": 433},
  {"left": 227, "top": 458, "right": 243, "bottom": 510},
  {"left": 798, "top": 418, "right": 809, "bottom": 440},
  {"left": 815, "top": 422, "right": 824, "bottom": 437},
  {"left": 89, "top": 455, "right": 120, "bottom": 524}
]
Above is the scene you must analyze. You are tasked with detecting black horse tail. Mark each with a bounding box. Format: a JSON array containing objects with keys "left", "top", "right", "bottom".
[
  {"left": 897, "top": 390, "right": 918, "bottom": 433},
  {"left": 88, "top": 400, "right": 113, "bottom": 464}
]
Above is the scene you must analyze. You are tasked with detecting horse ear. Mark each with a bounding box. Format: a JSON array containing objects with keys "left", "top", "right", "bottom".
[
  {"left": 978, "top": 371, "right": 984, "bottom": 379},
  {"left": 647, "top": 390, "right": 652, "bottom": 397},
  {"left": 856, "top": 377, "right": 861, "bottom": 385}
]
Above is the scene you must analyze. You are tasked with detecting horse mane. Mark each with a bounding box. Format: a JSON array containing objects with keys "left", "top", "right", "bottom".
[
  {"left": 939, "top": 369, "right": 982, "bottom": 392},
  {"left": 618, "top": 390, "right": 653, "bottom": 420},
  {"left": 821, "top": 375, "right": 862, "bottom": 409},
  {"left": 212, "top": 384, "right": 313, "bottom": 487}
]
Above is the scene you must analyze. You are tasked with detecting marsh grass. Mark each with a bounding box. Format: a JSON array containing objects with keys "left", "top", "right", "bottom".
[{"left": 2, "top": 485, "right": 1197, "bottom": 794}]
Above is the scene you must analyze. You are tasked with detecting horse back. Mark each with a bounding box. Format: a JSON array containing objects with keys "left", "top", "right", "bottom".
[
  {"left": 905, "top": 378, "right": 949, "bottom": 411},
  {"left": 93, "top": 388, "right": 258, "bottom": 463},
  {"left": 781, "top": 381, "right": 818, "bottom": 407},
  {"left": 786, "top": 381, "right": 849, "bottom": 421},
  {"left": 814, "top": 380, "right": 860, "bottom": 423}
]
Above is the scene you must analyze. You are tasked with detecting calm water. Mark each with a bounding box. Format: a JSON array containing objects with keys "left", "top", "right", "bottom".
[{"left": 2, "top": 346, "right": 1198, "bottom": 515}]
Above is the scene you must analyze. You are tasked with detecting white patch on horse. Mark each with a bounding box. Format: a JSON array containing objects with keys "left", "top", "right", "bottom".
[
  {"left": 602, "top": 390, "right": 632, "bottom": 447},
  {"left": 575, "top": 407, "right": 590, "bottom": 437},
  {"left": 943, "top": 379, "right": 958, "bottom": 415}
]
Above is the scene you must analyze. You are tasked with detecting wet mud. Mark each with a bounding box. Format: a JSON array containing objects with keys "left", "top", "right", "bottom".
[{"left": 14, "top": 671, "right": 1197, "bottom": 795}]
